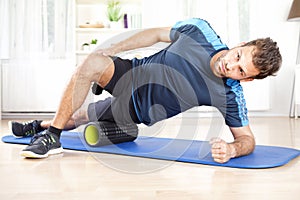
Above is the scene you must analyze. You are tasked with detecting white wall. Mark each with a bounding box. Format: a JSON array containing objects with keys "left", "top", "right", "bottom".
[
  {"left": 248, "top": 0, "right": 299, "bottom": 116},
  {"left": 142, "top": 0, "right": 188, "bottom": 27},
  {"left": 2, "top": 59, "right": 75, "bottom": 112}
]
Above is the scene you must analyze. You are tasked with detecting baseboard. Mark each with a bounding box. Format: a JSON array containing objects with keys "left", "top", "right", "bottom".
[
  {"left": 1, "top": 111, "right": 291, "bottom": 120},
  {"left": 1, "top": 112, "right": 55, "bottom": 119}
]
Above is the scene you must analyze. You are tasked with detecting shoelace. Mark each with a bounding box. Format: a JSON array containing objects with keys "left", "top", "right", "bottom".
[
  {"left": 30, "top": 133, "right": 55, "bottom": 150},
  {"left": 22, "top": 121, "right": 37, "bottom": 136}
]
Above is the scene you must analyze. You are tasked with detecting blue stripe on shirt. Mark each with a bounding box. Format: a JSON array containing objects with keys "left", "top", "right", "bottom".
[
  {"left": 173, "top": 18, "right": 227, "bottom": 51},
  {"left": 226, "top": 79, "right": 249, "bottom": 126}
]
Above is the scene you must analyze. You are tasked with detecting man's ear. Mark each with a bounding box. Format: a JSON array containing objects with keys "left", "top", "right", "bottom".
[{"left": 240, "top": 77, "right": 254, "bottom": 82}]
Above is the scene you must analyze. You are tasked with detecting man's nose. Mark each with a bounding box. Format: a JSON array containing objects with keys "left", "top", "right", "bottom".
[
  {"left": 226, "top": 62, "right": 239, "bottom": 71},
  {"left": 226, "top": 62, "right": 240, "bottom": 74}
]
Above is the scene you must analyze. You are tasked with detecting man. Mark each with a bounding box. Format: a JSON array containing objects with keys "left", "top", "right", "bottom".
[{"left": 11, "top": 18, "right": 282, "bottom": 163}]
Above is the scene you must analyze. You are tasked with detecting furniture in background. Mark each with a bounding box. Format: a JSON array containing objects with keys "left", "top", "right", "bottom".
[
  {"left": 288, "top": 0, "right": 300, "bottom": 119},
  {"left": 0, "top": 60, "right": 1, "bottom": 120},
  {"left": 75, "top": 0, "right": 142, "bottom": 65},
  {"left": 295, "top": 65, "right": 300, "bottom": 119}
]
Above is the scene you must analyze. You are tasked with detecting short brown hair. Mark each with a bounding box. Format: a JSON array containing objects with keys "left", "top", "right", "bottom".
[{"left": 243, "top": 38, "right": 282, "bottom": 79}]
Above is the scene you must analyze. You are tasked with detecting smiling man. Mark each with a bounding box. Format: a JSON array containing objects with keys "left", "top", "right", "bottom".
[{"left": 11, "top": 18, "right": 282, "bottom": 163}]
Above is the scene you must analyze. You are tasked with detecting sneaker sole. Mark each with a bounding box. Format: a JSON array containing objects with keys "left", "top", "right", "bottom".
[{"left": 20, "top": 147, "right": 64, "bottom": 159}]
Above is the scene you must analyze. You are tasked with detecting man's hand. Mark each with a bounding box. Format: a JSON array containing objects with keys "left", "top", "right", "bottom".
[
  {"left": 209, "top": 126, "right": 255, "bottom": 164},
  {"left": 210, "top": 138, "right": 236, "bottom": 163}
]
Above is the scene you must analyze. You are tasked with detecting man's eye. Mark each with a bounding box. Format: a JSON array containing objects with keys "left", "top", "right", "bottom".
[{"left": 237, "top": 53, "right": 240, "bottom": 60}]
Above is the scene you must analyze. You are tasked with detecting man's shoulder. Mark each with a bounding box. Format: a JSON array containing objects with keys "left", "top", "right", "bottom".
[{"left": 173, "top": 18, "right": 208, "bottom": 28}]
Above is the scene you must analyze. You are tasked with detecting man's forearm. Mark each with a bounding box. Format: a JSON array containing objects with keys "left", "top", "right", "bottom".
[
  {"left": 110, "top": 28, "right": 171, "bottom": 54},
  {"left": 229, "top": 135, "right": 256, "bottom": 158}
]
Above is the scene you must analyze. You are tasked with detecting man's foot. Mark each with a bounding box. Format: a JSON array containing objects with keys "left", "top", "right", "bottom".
[
  {"left": 20, "top": 131, "right": 63, "bottom": 158},
  {"left": 9, "top": 120, "right": 44, "bottom": 138}
]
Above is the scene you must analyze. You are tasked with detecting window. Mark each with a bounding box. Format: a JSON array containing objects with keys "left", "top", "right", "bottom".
[
  {"left": 186, "top": 0, "right": 250, "bottom": 46},
  {"left": 0, "top": 0, "right": 74, "bottom": 60}
]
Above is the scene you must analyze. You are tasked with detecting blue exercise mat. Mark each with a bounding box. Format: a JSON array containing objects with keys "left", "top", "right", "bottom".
[{"left": 2, "top": 131, "right": 300, "bottom": 169}]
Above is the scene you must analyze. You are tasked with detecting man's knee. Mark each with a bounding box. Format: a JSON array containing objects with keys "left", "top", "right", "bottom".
[{"left": 77, "top": 53, "right": 114, "bottom": 83}]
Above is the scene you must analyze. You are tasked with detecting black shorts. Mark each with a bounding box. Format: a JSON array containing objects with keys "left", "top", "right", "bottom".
[{"left": 87, "top": 57, "right": 139, "bottom": 124}]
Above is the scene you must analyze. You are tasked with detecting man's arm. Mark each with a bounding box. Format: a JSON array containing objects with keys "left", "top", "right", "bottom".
[
  {"left": 210, "top": 125, "right": 255, "bottom": 163},
  {"left": 98, "top": 27, "right": 172, "bottom": 56}
]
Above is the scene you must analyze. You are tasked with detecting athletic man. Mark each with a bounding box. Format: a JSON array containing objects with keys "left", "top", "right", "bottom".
[{"left": 11, "top": 18, "right": 282, "bottom": 163}]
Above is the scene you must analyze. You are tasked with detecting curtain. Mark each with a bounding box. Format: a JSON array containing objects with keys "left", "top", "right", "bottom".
[
  {"left": 0, "top": 0, "right": 75, "bottom": 112},
  {"left": 186, "top": 0, "right": 250, "bottom": 46},
  {"left": 0, "top": 0, "right": 74, "bottom": 60},
  {"left": 0, "top": 0, "right": 10, "bottom": 59}
]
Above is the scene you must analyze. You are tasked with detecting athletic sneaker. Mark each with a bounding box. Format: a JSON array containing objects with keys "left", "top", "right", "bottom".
[
  {"left": 9, "top": 120, "right": 44, "bottom": 138},
  {"left": 20, "top": 131, "right": 63, "bottom": 158}
]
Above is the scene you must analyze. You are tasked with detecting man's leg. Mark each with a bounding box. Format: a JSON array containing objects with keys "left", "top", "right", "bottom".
[
  {"left": 10, "top": 109, "right": 89, "bottom": 138},
  {"left": 51, "top": 53, "right": 115, "bottom": 130},
  {"left": 41, "top": 108, "right": 90, "bottom": 131},
  {"left": 11, "top": 97, "right": 113, "bottom": 137},
  {"left": 20, "top": 54, "right": 115, "bottom": 158}
]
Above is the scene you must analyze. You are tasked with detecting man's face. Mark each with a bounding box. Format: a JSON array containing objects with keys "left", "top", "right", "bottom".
[{"left": 212, "top": 46, "right": 260, "bottom": 81}]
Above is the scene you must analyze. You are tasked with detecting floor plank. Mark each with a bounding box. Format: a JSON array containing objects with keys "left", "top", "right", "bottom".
[{"left": 0, "top": 117, "right": 299, "bottom": 200}]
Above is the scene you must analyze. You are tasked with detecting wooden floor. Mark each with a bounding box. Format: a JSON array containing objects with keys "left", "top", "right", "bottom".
[{"left": 0, "top": 117, "right": 299, "bottom": 200}]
